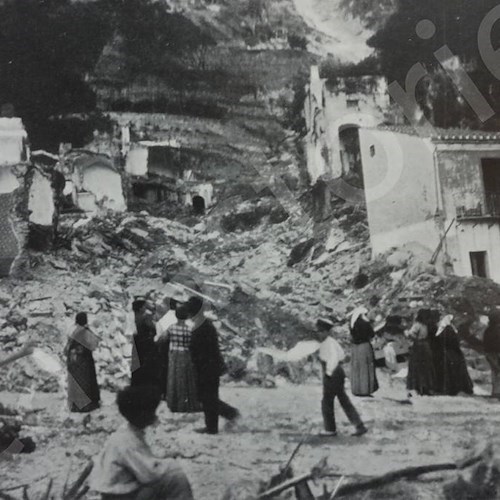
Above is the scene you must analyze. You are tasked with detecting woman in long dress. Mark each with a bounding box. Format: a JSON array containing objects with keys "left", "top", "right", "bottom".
[
  {"left": 157, "top": 305, "right": 201, "bottom": 413},
  {"left": 349, "top": 307, "right": 379, "bottom": 396},
  {"left": 436, "top": 315, "right": 473, "bottom": 395},
  {"left": 65, "top": 312, "right": 100, "bottom": 412},
  {"left": 405, "top": 309, "right": 436, "bottom": 396},
  {"left": 483, "top": 311, "right": 500, "bottom": 398},
  {"left": 131, "top": 297, "right": 161, "bottom": 389}
]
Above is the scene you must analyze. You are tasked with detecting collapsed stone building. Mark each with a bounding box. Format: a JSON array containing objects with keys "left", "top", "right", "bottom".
[
  {"left": 124, "top": 137, "right": 214, "bottom": 213},
  {"left": 303, "top": 64, "right": 500, "bottom": 285}
]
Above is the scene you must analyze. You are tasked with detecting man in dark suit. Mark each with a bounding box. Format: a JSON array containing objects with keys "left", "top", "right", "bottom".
[{"left": 188, "top": 296, "right": 240, "bottom": 434}]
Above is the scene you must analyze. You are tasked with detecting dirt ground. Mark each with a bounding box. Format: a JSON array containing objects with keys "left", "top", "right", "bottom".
[{"left": 2, "top": 371, "right": 499, "bottom": 499}]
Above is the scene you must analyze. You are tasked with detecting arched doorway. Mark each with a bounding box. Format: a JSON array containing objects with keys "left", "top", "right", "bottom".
[
  {"left": 338, "top": 125, "right": 361, "bottom": 176},
  {"left": 192, "top": 195, "right": 206, "bottom": 215}
]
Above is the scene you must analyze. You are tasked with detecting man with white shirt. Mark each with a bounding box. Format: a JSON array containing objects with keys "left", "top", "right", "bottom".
[{"left": 317, "top": 318, "right": 367, "bottom": 437}]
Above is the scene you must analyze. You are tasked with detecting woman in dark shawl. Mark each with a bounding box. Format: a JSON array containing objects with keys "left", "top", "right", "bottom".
[
  {"left": 435, "top": 315, "right": 473, "bottom": 395},
  {"left": 65, "top": 312, "right": 100, "bottom": 412},
  {"left": 131, "top": 297, "right": 161, "bottom": 389},
  {"left": 405, "top": 309, "right": 436, "bottom": 396},
  {"left": 349, "top": 306, "right": 379, "bottom": 396},
  {"left": 483, "top": 310, "right": 500, "bottom": 398}
]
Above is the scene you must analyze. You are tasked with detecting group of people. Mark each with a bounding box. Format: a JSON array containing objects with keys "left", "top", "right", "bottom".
[
  {"left": 316, "top": 305, "right": 500, "bottom": 444},
  {"left": 338, "top": 306, "right": 483, "bottom": 399},
  {"left": 131, "top": 294, "right": 240, "bottom": 435},
  {"left": 405, "top": 309, "right": 474, "bottom": 397},
  {"left": 4, "top": 298, "right": 498, "bottom": 500},
  {"left": 64, "top": 293, "right": 240, "bottom": 435}
]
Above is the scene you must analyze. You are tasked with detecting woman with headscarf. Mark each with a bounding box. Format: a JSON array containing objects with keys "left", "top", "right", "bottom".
[
  {"left": 349, "top": 306, "right": 379, "bottom": 397},
  {"left": 131, "top": 297, "right": 161, "bottom": 389},
  {"left": 435, "top": 315, "right": 473, "bottom": 395},
  {"left": 65, "top": 312, "right": 100, "bottom": 412},
  {"left": 405, "top": 309, "right": 436, "bottom": 396},
  {"left": 483, "top": 310, "right": 500, "bottom": 398},
  {"left": 157, "top": 305, "right": 201, "bottom": 413}
]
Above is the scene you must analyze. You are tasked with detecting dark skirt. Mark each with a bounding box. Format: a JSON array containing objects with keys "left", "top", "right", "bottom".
[
  {"left": 407, "top": 340, "right": 436, "bottom": 395},
  {"left": 67, "top": 345, "right": 100, "bottom": 413},
  {"left": 166, "top": 351, "right": 202, "bottom": 413},
  {"left": 131, "top": 336, "right": 161, "bottom": 389},
  {"left": 350, "top": 342, "right": 379, "bottom": 396},
  {"left": 441, "top": 349, "right": 473, "bottom": 395}
]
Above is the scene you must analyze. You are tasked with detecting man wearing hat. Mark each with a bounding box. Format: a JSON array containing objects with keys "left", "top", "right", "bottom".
[{"left": 317, "top": 318, "right": 367, "bottom": 437}]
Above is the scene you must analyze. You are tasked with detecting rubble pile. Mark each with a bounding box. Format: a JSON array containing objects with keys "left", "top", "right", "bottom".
[{"left": 2, "top": 177, "right": 500, "bottom": 394}]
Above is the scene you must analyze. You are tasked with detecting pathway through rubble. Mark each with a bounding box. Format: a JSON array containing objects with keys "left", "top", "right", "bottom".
[{"left": 2, "top": 373, "right": 500, "bottom": 499}]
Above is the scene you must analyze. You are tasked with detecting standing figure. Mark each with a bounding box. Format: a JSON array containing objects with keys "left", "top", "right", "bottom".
[
  {"left": 65, "top": 312, "right": 100, "bottom": 412},
  {"left": 405, "top": 309, "right": 436, "bottom": 396},
  {"left": 317, "top": 319, "right": 368, "bottom": 437},
  {"left": 89, "top": 385, "right": 194, "bottom": 500},
  {"left": 157, "top": 305, "right": 201, "bottom": 413},
  {"left": 349, "top": 307, "right": 379, "bottom": 396},
  {"left": 131, "top": 297, "right": 161, "bottom": 389},
  {"left": 436, "top": 315, "right": 473, "bottom": 395},
  {"left": 188, "top": 296, "right": 240, "bottom": 434},
  {"left": 483, "top": 310, "right": 500, "bottom": 398}
]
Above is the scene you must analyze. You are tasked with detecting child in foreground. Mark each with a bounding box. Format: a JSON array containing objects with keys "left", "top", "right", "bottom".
[{"left": 90, "top": 385, "right": 194, "bottom": 500}]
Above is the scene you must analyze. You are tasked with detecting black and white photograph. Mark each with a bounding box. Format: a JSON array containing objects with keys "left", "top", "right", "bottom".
[{"left": 1, "top": 0, "right": 500, "bottom": 498}]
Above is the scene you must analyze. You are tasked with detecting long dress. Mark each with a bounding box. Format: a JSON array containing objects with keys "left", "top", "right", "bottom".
[
  {"left": 406, "top": 322, "right": 436, "bottom": 395},
  {"left": 483, "top": 322, "right": 500, "bottom": 397},
  {"left": 350, "top": 318, "right": 379, "bottom": 396},
  {"left": 427, "top": 317, "right": 443, "bottom": 393},
  {"left": 157, "top": 322, "right": 201, "bottom": 413},
  {"left": 438, "top": 326, "right": 473, "bottom": 395},
  {"left": 66, "top": 325, "right": 100, "bottom": 413},
  {"left": 131, "top": 312, "right": 161, "bottom": 388}
]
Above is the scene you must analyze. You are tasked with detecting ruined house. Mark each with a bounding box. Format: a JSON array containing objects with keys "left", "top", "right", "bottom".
[
  {"left": 0, "top": 118, "right": 28, "bottom": 276},
  {"left": 358, "top": 125, "right": 500, "bottom": 282},
  {"left": 304, "top": 66, "right": 391, "bottom": 184},
  {"left": 125, "top": 139, "right": 214, "bottom": 211},
  {"left": 65, "top": 151, "right": 126, "bottom": 214}
]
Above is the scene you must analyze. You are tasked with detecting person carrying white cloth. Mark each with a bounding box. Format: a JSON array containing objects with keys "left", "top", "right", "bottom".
[{"left": 316, "top": 318, "right": 368, "bottom": 437}]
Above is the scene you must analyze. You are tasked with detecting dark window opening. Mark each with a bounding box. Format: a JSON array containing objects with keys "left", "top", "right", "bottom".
[
  {"left": 192, "top": 195, "right": 205, "bottom": 215},
  {"left": 482, "top": 158, "right": 500, "bottom": 193},
  {"left": 481, "top": 159, "right": 500, "bottom": 215},
  {"left": 132, "top": 184, "right": 166, "bottom": 203},
  {"left": 346, "top": 99, "right": 359, "bottom": 109},
  {"left": 470, "top": 251, "right": 488, "bottom": 278}
]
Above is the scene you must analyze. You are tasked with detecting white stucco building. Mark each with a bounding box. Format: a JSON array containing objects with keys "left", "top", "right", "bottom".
[{"left": 359, "top": 125, "right": 500, "bottom": 283}]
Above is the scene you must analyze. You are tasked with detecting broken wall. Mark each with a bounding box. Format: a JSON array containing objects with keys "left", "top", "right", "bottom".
[
  {"left": 0, "top": 117, "right": 28, "bottom": 165},
  {"left": 79, "top": 163, "right": 126, "bottom": 212},
  {"left": 358, "top": 128, "right": 441, "bottom": 256},
  {"left": 0, "top": 166, "right": 24, "bottom": 276},
  {"left": 304, "top": 67, "right": 390, "bottom": 183},
  {"left": 27, "top": 167, "right": 56, "bottom": 251}
]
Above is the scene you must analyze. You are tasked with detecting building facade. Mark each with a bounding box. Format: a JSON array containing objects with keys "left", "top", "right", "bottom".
[{"left": 359, "top": 126, "right": 500, "bottom": 282}]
